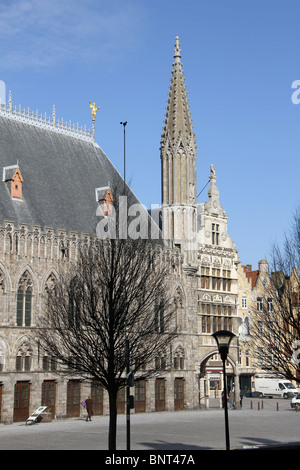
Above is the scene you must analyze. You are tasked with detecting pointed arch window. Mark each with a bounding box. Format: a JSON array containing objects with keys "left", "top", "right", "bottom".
[
  {"left": 44, "top": 273, "right": 58, "bottom": 317},
  {"left": 15, "top": 342, "right": 33, "bottom": 371},
  {"left": 173, "top": 345, "right": 185, "bottom": 370},
  {"left": 68, "top": 276, "right": 82, "bottom": 328},
  {"left": 17, "top": 272, "right": 33, "bottom": 326},
  {"left": 0, "top": 272, "right": 6, "bottom": 322},
  {"left": 175, "top": 287, "right": 184, "bottom": 331},
  {"left": 154, "top": 296, "right": 164, "bottom": 333},
  {"left": 0, "top": 339, "right": 6, "bottom": 372},
  {"left": 244, "top": 317, "right": 250, "bottom": 336}
]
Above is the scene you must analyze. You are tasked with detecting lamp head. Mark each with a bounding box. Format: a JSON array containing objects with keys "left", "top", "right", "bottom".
[{"left": 212, "top": 330, "right": 235, "bottom": 361}]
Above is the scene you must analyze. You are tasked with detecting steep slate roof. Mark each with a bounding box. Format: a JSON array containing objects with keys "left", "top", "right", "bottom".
[{"left": 0, "top": 114, "right": 125, "bottom": 235}]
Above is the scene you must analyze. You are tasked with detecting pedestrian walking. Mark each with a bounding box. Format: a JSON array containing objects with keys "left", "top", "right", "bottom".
[
  {"left": 85, "top": 396, "right": 93, "bottom": 421},
  {"left": 240, "top": 390, "right": 243, "bottom": 408},
  {"left": 229, "top": 389, "right": 235, "bottom": 409},
  {"left": 221, "top": 390, "right": 229, "bottom": 408}
]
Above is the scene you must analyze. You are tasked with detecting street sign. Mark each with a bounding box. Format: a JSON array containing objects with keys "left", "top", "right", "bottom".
[{"left": 26, "top": 406, "right": 48, "bottom": 424}]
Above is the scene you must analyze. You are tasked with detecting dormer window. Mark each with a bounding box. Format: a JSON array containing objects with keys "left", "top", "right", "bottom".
[
  {"left": 3, "top": 164, "right": 23, "bottom": 200},
  {"left": 95, "top": 186, "right": 113, "bottom": 216}
]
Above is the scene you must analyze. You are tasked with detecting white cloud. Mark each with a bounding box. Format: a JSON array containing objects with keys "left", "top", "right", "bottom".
[{"left": 0, "top": 0, "right": 145, "bottom": 70}]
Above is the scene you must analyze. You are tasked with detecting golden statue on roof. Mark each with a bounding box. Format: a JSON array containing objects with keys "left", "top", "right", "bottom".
[{"left": 89, "top": 101, "right": 100, "bottom": 121}]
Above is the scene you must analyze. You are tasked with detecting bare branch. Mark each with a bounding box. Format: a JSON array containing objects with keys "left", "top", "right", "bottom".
[
  {"left": 250, "top": 208, "right": 300, "bottom": 383},
  {"left": 38, "top": 236, "right": 177, "bottom": 449}
]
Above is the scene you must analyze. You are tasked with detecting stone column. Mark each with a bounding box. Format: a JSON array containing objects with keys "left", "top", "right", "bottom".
[
  {"left": 234, "top": 370, "right": 241, "bottom": 409},
  {"left": 199, "top": 376, "right": 206, "bottom": 409},
  {"left": 199, "top": 374, "right": 210, "bottom": 409}
]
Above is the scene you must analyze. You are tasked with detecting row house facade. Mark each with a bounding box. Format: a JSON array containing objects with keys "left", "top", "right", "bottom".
[{"left": 236, "top": 258, "right": 300, "bottom": 394}]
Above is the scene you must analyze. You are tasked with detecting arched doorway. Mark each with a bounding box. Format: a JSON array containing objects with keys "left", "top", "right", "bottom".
[{"left": 199, "top": 351, "right": 239, "bottom": 409}]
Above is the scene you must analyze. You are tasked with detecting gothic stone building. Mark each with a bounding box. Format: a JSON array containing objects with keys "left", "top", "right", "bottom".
[
  {"left": 0, "top": 37, "right": 241, "bottom": 424},
  {"left": 160, "top": 37, "right": 240, "bottom": 407}
]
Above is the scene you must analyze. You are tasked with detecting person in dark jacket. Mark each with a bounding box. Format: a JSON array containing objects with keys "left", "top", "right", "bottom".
[{"left": 85, "top": 396, "right": 93, "bottom": 421}]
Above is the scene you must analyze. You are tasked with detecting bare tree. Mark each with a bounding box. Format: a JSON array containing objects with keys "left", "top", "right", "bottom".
[
  {"left": 38, "top": 236, "right": 176, "bottom": 450},
  {"left": 251, "top": 208, "right": 300, "bottom": 383}
]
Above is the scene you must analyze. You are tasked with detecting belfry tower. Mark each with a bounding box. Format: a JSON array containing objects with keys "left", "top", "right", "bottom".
[{"left": 161, "top": 37, "right": 197, "bottom": 267}]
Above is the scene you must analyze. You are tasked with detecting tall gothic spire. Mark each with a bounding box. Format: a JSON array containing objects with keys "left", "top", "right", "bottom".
[
  {"left": 160, "top": 38, "right": 197, "bottom": 269},
  {"left": 161, "top": 36, "right": 196, "bottom": 150}
]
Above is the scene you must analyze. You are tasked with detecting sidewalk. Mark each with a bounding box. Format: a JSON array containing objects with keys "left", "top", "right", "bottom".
[{"left": 0, "top": 398, "right": 299, "bottom": 451}]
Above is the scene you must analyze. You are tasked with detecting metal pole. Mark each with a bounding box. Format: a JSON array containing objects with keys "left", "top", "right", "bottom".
[
  {"left": 126, "top": 338, "right": 130, "bottom": 450},
  {"left": 222, "top": 358, "right": 230, "bottom": 451},
  {"left": 120, "top": 121, "right": 127, "bottom": 195},
  {"left": 121, "top": 121, "right": 130, "bottom": 450}
]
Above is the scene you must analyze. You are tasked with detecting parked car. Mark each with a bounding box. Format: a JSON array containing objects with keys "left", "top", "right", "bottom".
[{"left": 291, "top": 393, "right": 300, "bottom": 411}]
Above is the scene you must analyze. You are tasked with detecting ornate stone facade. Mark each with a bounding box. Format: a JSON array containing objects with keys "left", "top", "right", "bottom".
[
  {"left": 161, "top": 38, "right": 240, "bottom": 408},
  {"left": 0, "top": 220, "right": 200, "bottom": 422},
  {"left": 0, "top": 37, "right": 244, "bottom": 424}
]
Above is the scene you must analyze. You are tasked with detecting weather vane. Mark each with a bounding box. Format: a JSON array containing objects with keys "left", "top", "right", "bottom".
[
  {"left": 89, "top": 100, "right": 100, "bottom": 141},
  {"left": 89, "top": 101, "right": 100, "bottom": 121}
]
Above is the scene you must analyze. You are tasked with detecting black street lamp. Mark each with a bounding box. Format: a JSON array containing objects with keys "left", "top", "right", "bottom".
[
  {"left": 120, "top": 121, "right": 132, "bottom": 451},
  {"left": 125, "top": 338, "right": 130, "bottom": 450},
  {"left": 212, "top": 330, "right": 235, "bottom": 451},
  {"left": 120, "top": 121, "right": 127, "bottom": 196}
]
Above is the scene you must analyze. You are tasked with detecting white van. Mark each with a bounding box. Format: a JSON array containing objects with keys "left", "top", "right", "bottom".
[{"left": 254, "top": 377, "right": 298, "bottom": 399}]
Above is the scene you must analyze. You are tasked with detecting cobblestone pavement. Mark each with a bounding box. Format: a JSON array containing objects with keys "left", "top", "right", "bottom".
[{"left": 0, "top": 397, "right": 299, "bottom": 451}]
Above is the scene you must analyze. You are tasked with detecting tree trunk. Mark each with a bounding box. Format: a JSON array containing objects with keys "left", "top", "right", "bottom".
[{"left": 108, "top": 388, "right": 118, "bottom": 450}]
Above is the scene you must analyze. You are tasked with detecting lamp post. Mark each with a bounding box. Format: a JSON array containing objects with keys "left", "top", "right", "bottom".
[
  {"left": 126, "top": 338, "right": 130, "bottom": 450},
  {"left": 211, "top": 330, "right": 235, "bottom": 451},
  {"left": 120, "top": 121, "right": 127, "bottom": 196},
  {"left": 120, "top": 121, "right": 131, "bottom": 450}
]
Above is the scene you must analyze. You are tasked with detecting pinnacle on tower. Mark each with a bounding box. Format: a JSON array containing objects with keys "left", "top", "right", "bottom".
[
  {"left": 174, "top": 36, "right": 181, "bottom": 63},
  {"left": 160, "top": 37, "right": 197, "bottom": 255},
  {"left": 161, "top": 36, "right": 196, "bottom": 150},
  {"left": 204, "top": 165, "right": 226, "bottom": 217}
]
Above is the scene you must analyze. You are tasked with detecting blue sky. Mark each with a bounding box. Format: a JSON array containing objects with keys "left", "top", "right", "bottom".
[{"left": 0, "top": 0, "right": 299, "bottom": 268}]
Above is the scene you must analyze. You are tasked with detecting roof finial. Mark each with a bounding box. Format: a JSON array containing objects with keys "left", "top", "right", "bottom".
[
  {"left": 204, "top": 164, "right": 225, "bottom": 216},
  {"left": 174, "top": 36, "right": 181, "bottom": 63},
  {"left": 208, "top": 164, "right": 219, "bottom": 200},
  {"left": 89, "top": 101, "right": 100, "bottom": 122},
  {"left": 89, "top": 100, "right": 100, "bottom": 142}
]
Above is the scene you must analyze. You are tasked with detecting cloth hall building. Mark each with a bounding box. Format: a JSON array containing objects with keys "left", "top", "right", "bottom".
[{"left": 0, "top": 38, "right": 249, "bottom": 423}]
